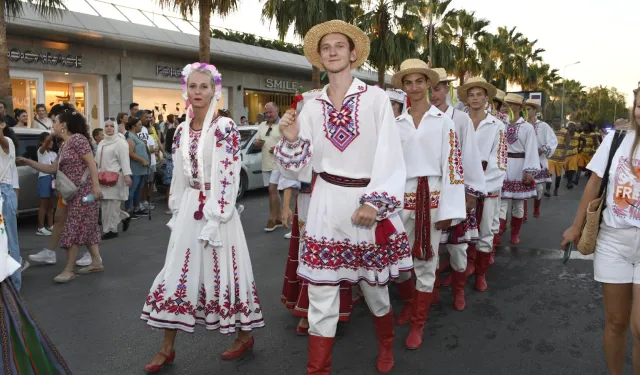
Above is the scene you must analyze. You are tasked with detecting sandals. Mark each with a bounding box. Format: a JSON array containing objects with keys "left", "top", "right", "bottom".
[
  {"left": 77, "top": 264, "right": 105, "bottom": 275},
  {"left": 54, "top": 268, "right": 76, "bottom": 283}
]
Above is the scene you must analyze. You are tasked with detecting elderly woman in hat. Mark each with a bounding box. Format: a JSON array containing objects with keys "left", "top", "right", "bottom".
[
  {"left": 495, "top": 93, "right": 540, "bottom": 245},
  {"left": 390, "top": 59, "right": 466, "bottom": 348}
]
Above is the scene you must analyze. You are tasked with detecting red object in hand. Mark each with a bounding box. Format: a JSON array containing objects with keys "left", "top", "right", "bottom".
[{"left": 291, "top": 94, "right": 304, "bottom": 109}]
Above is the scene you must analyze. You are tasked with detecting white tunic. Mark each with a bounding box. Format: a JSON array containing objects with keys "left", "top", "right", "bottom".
[
  {"left": 533, "top": 120, "right": 558, "bottom": 183},
  {"left": 473, "top": 113, "right": 508, "bottom": 194},
  {"left": 502, "top": 117, "right": 540, "bottom": 199},
  {"left": 395, "top": 105, "right": 466, "bottom": 223},
  {"left": 275, "top": 78, "right": 412, "bottom": 286}
]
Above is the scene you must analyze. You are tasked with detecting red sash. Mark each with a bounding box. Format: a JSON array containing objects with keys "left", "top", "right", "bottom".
[{"left": 412, "top": 176, "right": 433, "bottom": 260}]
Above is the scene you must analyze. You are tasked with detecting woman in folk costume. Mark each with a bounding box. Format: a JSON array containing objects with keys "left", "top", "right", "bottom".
[
  {"left": 0, "top": 195, "right": 74, "bottom": 374},
  {"left": 548, "top": 122, "right": 571, "bottom": 196},
  {"left": 563, "top": 121, "right": 581, "bottom": 190},
  {"left": 280, "top": 89, "right": 354, "bottom": 336},
  {"left": 427, "top": 68, "right": 486, "bottom": 311},
  {"left": 496, "top": 93, "right": 540, "bottom": 245},
  {"left": 391, "top": 59, "right": 466, "bottom": 346},
  {"left": 491, "top": 89, "right": 509, "bottom": 124},
  {"left": 276, "top": 21, "right": 412, "bottom": 374},
  {"left": 141, "top": 62, "right": 264, "bottom": 372},
  {"left": 573, "top": 122, "right": 600, "bottom": 185},
  {"left": 458, "top": 77, "right": 508, "bottom": 291},
  {"left": 386, "top": 89, "right": 408, "bottom": 118},
  {"left": 524, "top": 99, "right": 557, "bottom": 216}
]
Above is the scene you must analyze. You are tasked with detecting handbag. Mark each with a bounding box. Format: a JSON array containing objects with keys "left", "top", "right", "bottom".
[
  {"left": 577, "top": 130, "right": 626, "bottom": 255},
  {"left": 98, "top": 143, "right": 120, "bottom": 187},
  {"left": 55, "top": 144, "right": 90, "bottom": 201}
]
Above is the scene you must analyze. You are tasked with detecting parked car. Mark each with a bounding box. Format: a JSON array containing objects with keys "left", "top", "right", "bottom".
[
  {"left": 155, "top": 125, "right": 265, "bottom": 199},
  {"left": 14, "top": 127, "right": 51, "bottom": 215}
]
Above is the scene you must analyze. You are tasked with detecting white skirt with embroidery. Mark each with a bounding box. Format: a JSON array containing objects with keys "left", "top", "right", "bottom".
[
  {"left": 141, "top": 187, "right": 264, "bottom": 334},
  {"left": 298, "top": 177, "right": 413, "bottom": 286},
  {"left": 501, "top": 158, "right": 537, "bottom": 200}
]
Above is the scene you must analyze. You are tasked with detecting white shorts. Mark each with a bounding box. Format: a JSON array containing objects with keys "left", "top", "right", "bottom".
[
  {"left": 277, "top": 175, "right": 301, "bottom": 191},
  {"left": 594, "top": 224, "right": 640, "bottom": 284},
  {"left": 262, "top": 169, "right": 281, "bottom": 187}
]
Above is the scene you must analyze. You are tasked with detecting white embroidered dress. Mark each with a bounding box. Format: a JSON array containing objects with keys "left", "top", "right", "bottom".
[
  {"left": 395, "top": 105, "right": 467, "bottom": 252},
  {"left": 533, "top": 120, "right": 558, "bottom": 183},
  {"left": 275, "top": 78, "right": 412, "bottom": 286},
  {"left": 141, "top": 112, "right": 264, "bottom": 334},
  {"left": 502, "top": 117, "right": 540, "bottom": 200},
  {"left": 440, "top": 106, "right": 487, "bottom": 244}
]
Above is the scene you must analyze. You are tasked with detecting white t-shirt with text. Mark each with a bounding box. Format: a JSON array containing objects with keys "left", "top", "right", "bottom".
[
  {"left": 138, "top": 127, "right": 157, "bottom": 166},
  {"left": 588, "top": 130, "right": 640, "bottom": 229},
  {"left": 37, "top": 149, "right": 57, "bottom": 178}
]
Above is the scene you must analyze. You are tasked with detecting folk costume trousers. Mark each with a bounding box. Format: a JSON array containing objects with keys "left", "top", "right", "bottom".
[
  {"left": 308, "top": 282, "right": 390, "bottom": 337},
  {"left": 499, "top": 199, "right": 524, "bottom": 220},
  {"left": 478, "top": 195, "right": 500, "bottom": 254},
  {"left": 535, "top": 183, "right": 545, "bottom": 200}
]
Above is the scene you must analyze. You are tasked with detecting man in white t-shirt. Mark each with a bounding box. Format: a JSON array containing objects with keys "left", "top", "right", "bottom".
[
  {"left": 137, "top": 110, "right": 156, "bottom": 212},
  {"left": 253, "top": 102, "right": 283, "bottom": 232}
]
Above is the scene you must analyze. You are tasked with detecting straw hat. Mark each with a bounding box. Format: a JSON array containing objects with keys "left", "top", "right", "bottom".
[
  {"left": 303, "top": 20, "right": 370, "bottom": 70},
  {"left": 504, "top": 93, "right": 525, "bottom": 106},
  {"left": 458, "top": 77, "right": 497, "bottom": 103},
  {"left": 493, "top": 89, "right": 506, "bottom": 103},
  {"left": 524, "top": 99, "right": 542, "bottom": 111},
  {"left": 391, "top": 59, "right": 440, "bottom": 89}
]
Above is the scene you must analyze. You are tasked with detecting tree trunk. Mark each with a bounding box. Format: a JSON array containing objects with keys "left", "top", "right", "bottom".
[
  {"left": 458, "top": 38, "right": 465, "bottom": 86},
  {"left": 0, "top": 0, "right": 14, "bottom": 113},
  {"left": 198, "top": 0, "right": 212, "bottom": 63},
  {"left": 311, "top": 66, "right": 321, "bottom": 89},
  {"left": 378, "top": 61, "right": 385, "bottom": 88}
]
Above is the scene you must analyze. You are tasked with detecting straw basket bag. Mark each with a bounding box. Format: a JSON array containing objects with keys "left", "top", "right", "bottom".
[{"left": 577, "top": 130, "right": 626, "bottom": 255}]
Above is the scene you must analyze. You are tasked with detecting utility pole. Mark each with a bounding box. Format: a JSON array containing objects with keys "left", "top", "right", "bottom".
[{"left": 561, "top": 61, "right": 580, "bottom": 127}]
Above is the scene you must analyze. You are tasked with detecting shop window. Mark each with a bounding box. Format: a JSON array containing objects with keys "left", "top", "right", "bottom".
[
  {"left": 243, "top": 90, "right": 294, "bottom": 124},
  {"left": 10, "top": 79, "right": 37, "bottom": 126}
]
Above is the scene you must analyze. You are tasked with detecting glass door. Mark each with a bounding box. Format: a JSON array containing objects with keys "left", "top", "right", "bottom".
[{"left": 71, "top": 82, "right": 88, "bottom": 118}]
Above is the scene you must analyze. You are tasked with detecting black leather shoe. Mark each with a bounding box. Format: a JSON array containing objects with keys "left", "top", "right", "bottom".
[{"left": 102, "top": 231, "right": 118, "bottom": 240}]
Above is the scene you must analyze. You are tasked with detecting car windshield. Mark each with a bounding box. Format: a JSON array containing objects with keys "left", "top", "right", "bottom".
[
  {"left": 240, "top": 129, "right": 257, "bottom": 150},
  {"left": 16, "top": 134, "right": 41, "bottom": 161}
]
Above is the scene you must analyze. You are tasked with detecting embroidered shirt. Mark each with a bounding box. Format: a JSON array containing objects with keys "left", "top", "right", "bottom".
[{"left": 472, "top": 113, "right": 508, "bottom": 193}]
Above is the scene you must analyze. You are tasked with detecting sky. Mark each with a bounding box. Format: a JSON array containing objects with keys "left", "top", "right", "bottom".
[{"left": 152, "top": 0, "right": 637, "bottom": 104}]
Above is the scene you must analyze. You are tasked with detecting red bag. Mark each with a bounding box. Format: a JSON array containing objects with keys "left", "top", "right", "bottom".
[{"left": 98, "top": 144, "right": 120, "bottom": 187}]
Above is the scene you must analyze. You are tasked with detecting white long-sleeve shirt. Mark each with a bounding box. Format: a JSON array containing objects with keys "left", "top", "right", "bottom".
[
  {"left": 533, "top": 120, "right": 558, "bottom": 169},
  {"left": 472, "top": 113, "right": 507, "bottom": 194}
]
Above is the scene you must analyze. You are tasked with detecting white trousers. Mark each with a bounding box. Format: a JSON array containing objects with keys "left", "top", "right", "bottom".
[
  {"left": 536, "top": 183, "right": 545, "bottom": 200},
  {"left": 308, "top": 282, "right": 390, "bottom": 337},
  {"left": 478, "top": 196, "right": 500, "bottom": 254},
  {"left": 101, "top": 199, "right": 129, "bottom": 233},
  {"left": 394, "top": 209, "right": 442, "bottom": 292},
  {"left": 446, "top": 243, "right": 468, "bottom": 272},
  {"left": 499, "top": 199, "right": 524, "bottom": 220}
]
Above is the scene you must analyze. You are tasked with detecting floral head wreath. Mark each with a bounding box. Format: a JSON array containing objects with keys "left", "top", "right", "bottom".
[{"left": 181, "top": 62, "right": 223, "bottom": 118}]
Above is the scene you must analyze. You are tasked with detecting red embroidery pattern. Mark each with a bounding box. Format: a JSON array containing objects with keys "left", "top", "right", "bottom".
[
  {"left": 448, "top": 130, "right": 464, "bottom": 185},
  {"left": 502, "top": 180, "right": 536, "bottom": 194},
  {"left": 535, "top": 168, "right": 552, "bottom": 180},
  {"left": 497, "top": 129, "right": 507, "bottom": 171},
  {"left": 144, "top": 249, "right": 196, "bottom": 318},
  {"left": 321, "top": 90, "right": 364, "bottom": 152},
  {"left": 360, "top": 192, "right": 402, "bottom": 219},
  {"left": 301, "top": 232, "right": 411, "bottom": 272},
  {"left": 172, "top": 126, "right": 183, "bottom": 155},
  {"left": 214, "top": 120, "right": 240, "bottom": 215},
  {"left": 404, "top": 192, "right": 416, "bottom": 210},
  {"left": 430, "top": 190, "right": 440, "bottom": 209},
  {"left": 189, "top": 129, "right": 202, "bottom": 179},
  {"left": 275, "top": 138, "right": 312, "bottom": 170}
]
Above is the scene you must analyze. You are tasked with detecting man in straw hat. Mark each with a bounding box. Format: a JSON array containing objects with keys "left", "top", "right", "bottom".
[
  {"left": 386, "top": 88, "right": 407, "bottom": 118},
  {"left": 495, "top": 93, "right": 540, "bottom": 245},
  {"left": 492, "top": 89, "right": 509, "bottom": 124},
  {"left": 428, "top": 67, "right": 486, "bottom": 311},
  {"left": 275, "top": 20, "right": 412, "bottom": 374},
  {"left": 457, "top": 76, "right": 508, "bottom": 292},
  {"left": 524, "top": 99, "right": 557, "bottom": 214},
  {"left": 391, "top": 59, "right": 466, "bottom": 347}
]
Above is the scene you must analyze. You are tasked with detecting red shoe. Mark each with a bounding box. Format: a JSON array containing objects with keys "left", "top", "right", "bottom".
[
  {"left": 221, "top": 336, "right": 254, "bottom": 360},
  {"left": 406, "top": 291, "right": 432, "bottom": 349},
  {"left": 297, "top": 325, "right": 309, "bottom": 336},
  {"left": 307, "top": 336, "right": 334, "bottom": 375},
  {"left": 533, "top": 199, "right": 541, "bottom": 218},
  {"left": 451, "top": 271, "right": 467, "bottom": 311},
  {"left": 510, "top": 217, "right": 524, "bottom": 245},
  {"left": 395, "top": 278, "right": 415, "bottom": 325},
  {"left": 144, "top": 350, "right": 175, "bottom": 373},
  {"left": 474, "top": 251, "right": 492, "bottom": 292},
  {"left": 373, "top": 311, "right": 395, "bottom": 373},
  {"left": 465, "top": 244, "right": 477, "bottom": 277}
]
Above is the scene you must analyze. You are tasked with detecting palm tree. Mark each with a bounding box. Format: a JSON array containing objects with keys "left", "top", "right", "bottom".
[
  {"left": 421, "top": 0, "right": 456, "bottom": 61},
  {"left": 1, "top": 0, "right": 65, "bottom": 111},
  {"left": 262, "top": 0, "right": 361, "bottom": 89},
  {"left": 358, "top": 0, "right": 425, "bottom": 86},
  {"left": 439, "top": 9, "right": 489, "bottom": 85},
  {"left": 157, "top": 0, "right": 239, "bottom": 63}
]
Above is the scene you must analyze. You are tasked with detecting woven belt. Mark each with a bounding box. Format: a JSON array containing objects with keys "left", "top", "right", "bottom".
[
  {"left": 190, "top": 182, "right": 211, "bottom": 190},
  {"left": 507, "top": 152, "right": 525, "bottom": 158},
  {"left": 319, "top": 172, "right": 370, "bottom": 188}
]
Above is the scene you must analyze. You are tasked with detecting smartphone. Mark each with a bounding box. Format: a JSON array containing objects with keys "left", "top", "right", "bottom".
[{"left": 562, "top": 242, "right": 574, "bottom": 264}]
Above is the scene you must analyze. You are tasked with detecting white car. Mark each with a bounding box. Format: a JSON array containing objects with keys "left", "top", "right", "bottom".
[
  {"left": 13, "top": 127, "right": 52, "bottom": 215},
  {"left": 238, "top": 125, "right": 266, "bottom": 198}
]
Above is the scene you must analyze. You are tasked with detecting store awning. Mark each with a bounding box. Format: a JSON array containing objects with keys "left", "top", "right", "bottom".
[{"left": 6, "top": 4, "right": 390, "bottom": 84}]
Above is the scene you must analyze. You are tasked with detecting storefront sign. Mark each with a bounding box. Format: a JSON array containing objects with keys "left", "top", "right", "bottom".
[
  {"left": 265, "top": 78, "right": 298, "bottom": 92},
  {"left": 156, "top": 65, "right": 182, "bottom": 78},
  {"left": 7, "top": 48, "right": 82, "bottom": 68}
]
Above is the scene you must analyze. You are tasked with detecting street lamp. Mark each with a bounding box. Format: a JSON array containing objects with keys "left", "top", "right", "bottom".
[{"left": 561, "top": 61, "right": 580, "bottom": 127}]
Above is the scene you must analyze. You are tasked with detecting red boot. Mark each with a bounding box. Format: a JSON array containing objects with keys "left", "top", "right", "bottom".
[
  {"left": 499, "top": 218, "right": 507, "bottom": 234},
  {"left": 490, "top": 236, "right": 498, "bottom": 264},
  {"left": 373, "top": 311, "right": 395, "bottom": 373},
  {"left": 451, "top": 271, "right": 467, "bottom": 311},
  {"left": 523, "top": 200, "right": 528, "bottom": 222},
  {"left": 465, "top": 244, "right": 477, "bottom": 277},
  {"left": 440, "top": 273, "right": 452, "bottom": 287},
  {"left": 405, "top": 291, "right": 432, "bottom": 349},
  {"left": 474, "top": 251, "right": 492, "bottom": 291},
  {"left": 395, "top": 279, "right": 415, "bottom": 326},
  {"left": 307, "top": 336, "right": 334, "bottom": 375},
  {"left": 510, "top": 217, "right": 524, "bottom": 244},
  {"left": 431, "top": 271, "right": 441, "bottom": 305},
  {"left": 438, "top": 255, "right": 451, "bottom": 273},
  {"left": 533, "top": 199, "right": 541, "bottom": 218}
]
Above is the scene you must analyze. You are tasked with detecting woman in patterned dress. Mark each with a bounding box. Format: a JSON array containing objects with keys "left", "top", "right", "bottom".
[{"left": 141, "top": 63, "right": 264, "bottom": 373}]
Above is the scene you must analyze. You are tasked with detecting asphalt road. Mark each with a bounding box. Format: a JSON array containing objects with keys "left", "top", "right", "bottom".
[{"left": 16, "top": 179, "right": 629, "bottom": 375}]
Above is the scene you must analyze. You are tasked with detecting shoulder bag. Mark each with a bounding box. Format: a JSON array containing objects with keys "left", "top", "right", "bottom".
[
  {"left": 56, "top": 148, "right": 89, "bottom": 201},
  {"left": 577, "top": 130, "right": 626, "bottom": 255},
  {"left": 98, "top": 143, "right": 120, "bottom": 187}
]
